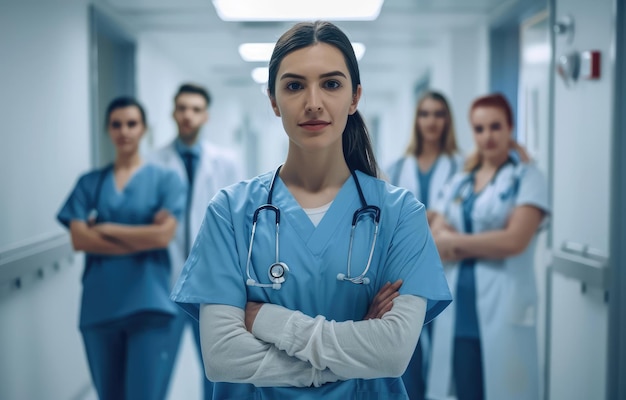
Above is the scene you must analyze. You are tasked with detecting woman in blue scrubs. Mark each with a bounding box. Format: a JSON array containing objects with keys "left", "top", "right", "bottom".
[
  {"left": 427, "top": 93, "right": 550, "bottom": 400},
  {"left": 171, "top": 21, "right": 452, "bottom": 399},
  {"left": 385, "top": 91, "right": 463, "bottom": 400},
  {"left": 57, "top": 97, "right": 185, "bottom": 400}
]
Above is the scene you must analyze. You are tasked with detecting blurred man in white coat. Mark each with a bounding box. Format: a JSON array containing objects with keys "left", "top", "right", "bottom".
[{"left": 149, "top": 83, "right": 243, "bottom": 399}]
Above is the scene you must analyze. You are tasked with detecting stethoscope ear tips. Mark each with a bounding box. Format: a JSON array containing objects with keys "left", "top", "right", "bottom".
[
  {"left": 336, "top": 273, "right": 346, "bottom": 281},
  {"left": 362, "top": 277, "right": 370, "bottom": 285},
  {"left": 272, "top": 283, "right": 281, "bottom": 290},
  {"left": 246, "top": 279, "right": 256, "bottom": 286}
]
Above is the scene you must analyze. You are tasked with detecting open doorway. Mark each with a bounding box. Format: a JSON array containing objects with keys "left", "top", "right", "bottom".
[{"left": 89, "top": 6, "right": 136, "bottom": 168}]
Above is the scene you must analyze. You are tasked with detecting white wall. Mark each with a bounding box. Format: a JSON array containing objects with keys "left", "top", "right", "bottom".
[
  {"left": 136, "top": 35, "right": 194, "bottom": 151},
  {"left": 0, "top": 0, "right": 91, "bottom": 248},
  {"left": 448, "top": 26, "right": 490, "bottom": 155},
  {"left": 365, "top": 24, "right": 490, "bottom": 171},
  {"left": 548, "top": 0, "right": 615, "bottom": 398},
  {"left": 137, "top": 33, "right": 248, "bottom": 176},
  {"left": 0, "top": 1, "right": 93, "bottom": 399}
]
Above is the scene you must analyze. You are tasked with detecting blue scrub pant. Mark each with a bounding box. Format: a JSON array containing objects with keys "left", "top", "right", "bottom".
[
  {"left": 81, "top": 312, "right": 176, "bottom": 400},
  {"left": 453, "top": 337, "right": 484, "bottom": 400},
  {"left": 164, "top": 310, "right": 214, "bottom": 400},
  {"left": 401, "top": 322, "right": 433, "bottom": 400}
]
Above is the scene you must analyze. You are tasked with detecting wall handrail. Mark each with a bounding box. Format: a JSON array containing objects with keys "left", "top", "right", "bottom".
[
  {"left": 551, "top": 249, "right": 610, "bottom": 291},
  {"left": 0, "top": 233, "right": 74, "bottom": 288}
]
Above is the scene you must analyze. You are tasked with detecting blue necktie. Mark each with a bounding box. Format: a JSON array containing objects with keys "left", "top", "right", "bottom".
[
  {"left": 182, "top": 152, "right": 195, "bottom": 257},
  {"left": 183, "top": 152, "right": 195, "bottom": 185}
]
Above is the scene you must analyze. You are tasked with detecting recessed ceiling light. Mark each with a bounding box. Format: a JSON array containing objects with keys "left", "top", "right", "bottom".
[
  {"left": 352, "top": 43, "right": 366, "bottom": 60},
  {"left": 252, "top": 67, "right": 269, "bottom": 84},
  {"left": 213, "top": 0, "right": 384, "bottom": 21},
  {"left": 240, "top": 42, "right": 366, "bottom": 62},
  {"left": 239, "top": 43, "right": 276, "bottom": 62}
]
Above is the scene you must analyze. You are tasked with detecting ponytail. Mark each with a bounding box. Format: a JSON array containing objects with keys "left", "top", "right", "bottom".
[{"left": 342, "top": 111, "right": 379, "bottom": 177}]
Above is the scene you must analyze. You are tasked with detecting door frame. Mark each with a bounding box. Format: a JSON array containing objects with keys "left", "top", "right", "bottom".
[
  {"left": 607, "top": 0, "right": 626, "bottom": 397},
  {"left": 89, "top": 5, "right": 137, "bottom": 168}
]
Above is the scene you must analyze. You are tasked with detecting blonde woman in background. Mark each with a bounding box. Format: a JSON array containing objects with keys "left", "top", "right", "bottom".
[{"left": 385, "top": 90, "right": 463, "bottom": 400}]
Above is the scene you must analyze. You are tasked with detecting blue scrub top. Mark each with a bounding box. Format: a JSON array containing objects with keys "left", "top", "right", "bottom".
[
  {"left": 172, "top": 169, "right": 452, "bottom": 398},
  {"left": 417, "top": 159, "right": 438, "bottom": 209},
  {"left": 57, "top": 164, "right": 185, "bottom": 328}
]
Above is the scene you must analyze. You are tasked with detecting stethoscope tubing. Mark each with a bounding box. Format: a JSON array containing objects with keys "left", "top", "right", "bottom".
[{"left": 246, "top": 165, "right": 380, "bottom": 289}]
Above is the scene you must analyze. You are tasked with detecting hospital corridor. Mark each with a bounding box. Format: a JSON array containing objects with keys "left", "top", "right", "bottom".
[{"left": 1, "top": 0, "right": 625, "bottom": 399}]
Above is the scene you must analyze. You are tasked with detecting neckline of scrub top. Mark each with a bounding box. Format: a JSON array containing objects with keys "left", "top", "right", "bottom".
[
  {"left": 470, "top": 157, "right": 516, "bottom": 194},
  {"left": 417, "top": 154, "right": 440, "bottom": 175},
  {"left": 112, "top": 163, "right": 148, "bottom": 194},
  {"left": 267, "top": 172, "right": 364, "bottom": 255}
]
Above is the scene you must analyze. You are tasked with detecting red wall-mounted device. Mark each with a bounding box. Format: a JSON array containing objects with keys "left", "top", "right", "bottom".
[{"left": 580, "top": 50, "right": 601, "bottom": 79}]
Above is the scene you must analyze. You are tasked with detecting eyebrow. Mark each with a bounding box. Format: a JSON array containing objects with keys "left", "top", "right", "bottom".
[{"left": 279, "top": 70, "right": 348, "bottom": 81}]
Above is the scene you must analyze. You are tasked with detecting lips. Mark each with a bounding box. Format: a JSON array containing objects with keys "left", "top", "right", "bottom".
[
  {"left": 299, "top": 120, "right": 330, "bottom": 131},
  {"left": 485, "top": 142, "right": 497, "bottom": 149}
]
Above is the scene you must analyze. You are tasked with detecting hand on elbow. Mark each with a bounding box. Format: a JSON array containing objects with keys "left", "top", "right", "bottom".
[
  {"left": 156, "top": 222, "right": 177, "bottom": 248},
  {"left": 155, "top": 233, "right": 173, "bottom": 249},
  {"left": 507, "top": 242, "right": 528, "bottom": 257},
  {"left": 70, "top": 237, "right": 85, "bottom": 252}
]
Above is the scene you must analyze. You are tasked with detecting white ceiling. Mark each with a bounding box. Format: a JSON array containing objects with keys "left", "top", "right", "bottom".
[{"left": 97, "top": 0, "right": 519, "bottom": 94}]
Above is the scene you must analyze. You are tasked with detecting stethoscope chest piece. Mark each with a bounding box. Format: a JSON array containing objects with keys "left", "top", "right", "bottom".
[{"left": 268, "top": 262, "right": 289, "bottom": 284}]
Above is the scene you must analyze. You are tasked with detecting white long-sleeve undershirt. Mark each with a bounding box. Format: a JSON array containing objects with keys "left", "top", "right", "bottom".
[{"left": 198, "top": 294, "right": 426, "bottom": 387}]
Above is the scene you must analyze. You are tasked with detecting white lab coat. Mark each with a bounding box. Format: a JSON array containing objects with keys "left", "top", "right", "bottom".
[
  {"left": 147, "top": 140, "right": 243, "bottom": 287},
  {"left": 427, "top": 162, "right": 550, "bottom": 400},
  {"left": 386, "top": 153, "right": 464, "bottom": 208}
]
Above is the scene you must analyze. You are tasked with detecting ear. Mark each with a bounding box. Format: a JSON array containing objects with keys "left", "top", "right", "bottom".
[
  {"left": 268, "top": 91, "right": 280, "bottom": 117},
  {"left": 202, "top": 109, "right": 209, "bottom": 124},
  {"left": 349, "top": 85, "right": 362, "bottom": 115}
]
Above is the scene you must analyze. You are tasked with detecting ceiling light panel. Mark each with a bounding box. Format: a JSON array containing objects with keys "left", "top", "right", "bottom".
[
  {"left": 239, "top": 43, "right": 276, "bottom": 62},
  {"left": 240, "top": 42, "right": 366, "bottom": 62},
  {"left": 213, "top": 0, "right": 384, "bottom": 21},
  {"left": 251, "top": 67, "right": 269, "bottom": 84}
]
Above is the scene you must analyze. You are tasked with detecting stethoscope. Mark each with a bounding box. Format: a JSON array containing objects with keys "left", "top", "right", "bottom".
[
  {"left": 245, "top": 165, "right": 381, "bottom": 290},
  {"left": 87, "top": 164, "right": 113, "bottom": 226},
  {"left": 450, "top": 157, "right": 519, "bottom": 213}
]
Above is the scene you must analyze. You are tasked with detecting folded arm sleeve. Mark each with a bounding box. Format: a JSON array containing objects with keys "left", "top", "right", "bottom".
[
  {"left": 57, "top": 174, "right": 92, "bottom": 228},
  {"left": 199, "top": 304, "right": 343, "bottom": 387},
  {"left": 251, "top": 294, "right": 426, "bottom": 379},
  {"left": 159, "top": 169, "right": 186, "bottom": 221},
  {"left": 515, "top": 165, "right": 551, "bottom": 230}
]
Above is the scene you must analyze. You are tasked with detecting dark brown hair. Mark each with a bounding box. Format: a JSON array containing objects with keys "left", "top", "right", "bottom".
[
  {"left": 267, "top": 21, "right": 379, "bottom": 177},
  {"left": 175, "top": 83, "right": 211, "bottom": 108}
]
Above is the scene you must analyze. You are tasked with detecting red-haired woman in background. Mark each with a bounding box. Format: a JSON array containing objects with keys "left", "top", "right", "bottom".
[{"left": 427, "top": 93, "right": 549, "bottom": 400}]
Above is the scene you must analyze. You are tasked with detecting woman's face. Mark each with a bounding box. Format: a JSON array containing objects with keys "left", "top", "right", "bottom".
[
  {"left": 470, "top": 106, "right": 512, "bottom": 162},
  {"left": 270, "top": 43, "right": 360, "bottom": 153},
  {"left": 417, "top": 98, "right": 447, "bottom": 145},
  {"left": 107, "top": 106, "right": 145, "bottom": 157}
]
